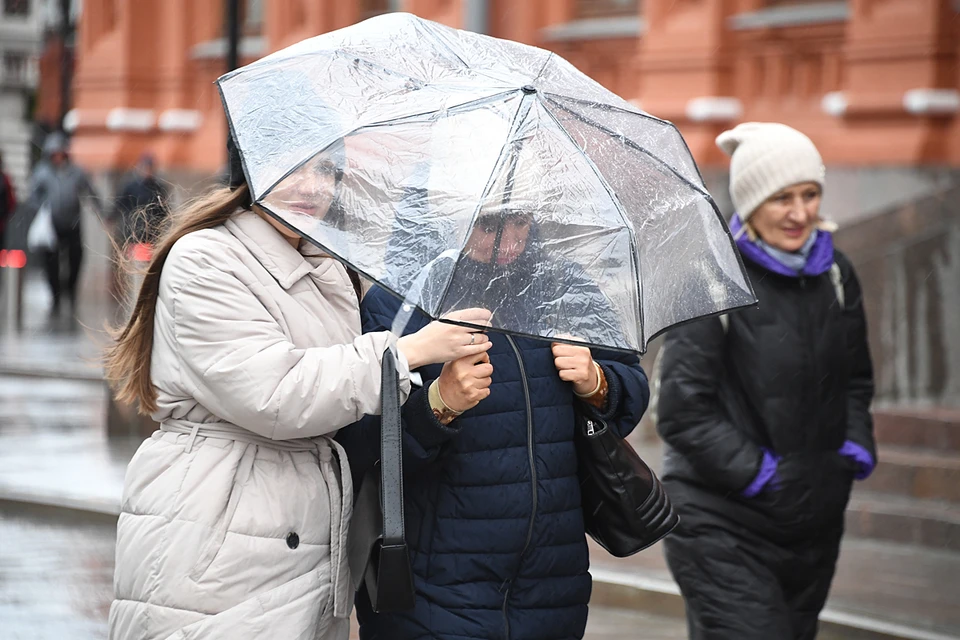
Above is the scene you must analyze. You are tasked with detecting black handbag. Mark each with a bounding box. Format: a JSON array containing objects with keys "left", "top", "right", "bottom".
[
  {"left": 347, "top": 347, "right": 416, "bottom": 612},
  {"left": 576, "top": 414, "right": 679, "bottom": 557}
]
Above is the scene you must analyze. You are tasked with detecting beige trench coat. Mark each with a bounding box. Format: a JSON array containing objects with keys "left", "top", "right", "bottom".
[{"left": 108, "top": 211, "right": 410, "bottom": 640}]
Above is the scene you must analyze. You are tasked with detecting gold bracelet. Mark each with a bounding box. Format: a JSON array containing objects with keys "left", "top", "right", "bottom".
[{"left": 574, "top": 362, "right": 604, "bottom": 398}]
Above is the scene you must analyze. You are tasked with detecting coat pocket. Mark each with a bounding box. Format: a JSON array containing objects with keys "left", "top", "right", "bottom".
[
  {"left": 169, "top": 569, "right": 332, "bottom": 640},
  {"left": 753, "top": 451, "right": 854, "bottom": 538},
  {"left": 189, "top": 443, "right": 257, "bottom": 582}
]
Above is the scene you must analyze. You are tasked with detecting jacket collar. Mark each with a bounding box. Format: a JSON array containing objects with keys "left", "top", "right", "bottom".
[
  {"left": 730, "top": 214, "right": 834, "bottom": 278},
  {"left": 224, "top": 210, "right": 315, "bottom": 289}
]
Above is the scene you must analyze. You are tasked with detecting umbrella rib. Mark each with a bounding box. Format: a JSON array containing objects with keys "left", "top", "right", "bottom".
[
  {"left": 223, "top": 48, "right": 430, "bottom": 91},
  {"left": 544, "top": 97, "right": 757, "bottom": 323},
  {"left": 544, "top": 96, "right": 757, "bottom": 345},
  {"left": 538, "top": 100, "right": 646, "bottom": 348},
  {"left": 218, "top": 86, "right": 263, "bottom": 206},
  {"left": 532, "top": 52, "right": 556, "bottom": 85},
  {"left": 544, "top": 92, "right": 646, "bottom": 119},
  {"left": 432, "top": 93, "right": 534, "bottom": 318},
  {"left": 423, "top": 20, "right": 558, "bottom": 90},
  {"left": 546, "top": 93, "right": 708, "bottom": 187},
  {"left": 419, "top": 19, "right": 472, "bottom": 70},
  {"left": 543, "top": 95, "right": 711, "bottom": 199},
  {"left": 256, "top": 90, "right": 516, "bottom": 202},
  {"left": 352, "top": 89, "right": 516, "bottom": 132}
]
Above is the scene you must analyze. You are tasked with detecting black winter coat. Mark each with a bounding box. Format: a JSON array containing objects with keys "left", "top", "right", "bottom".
[
  {"left": 337, "top": 286, "right": 649, "bottom": 640},
  {"left": 657, "top": 250, "right": 875, "bottom": 543}
]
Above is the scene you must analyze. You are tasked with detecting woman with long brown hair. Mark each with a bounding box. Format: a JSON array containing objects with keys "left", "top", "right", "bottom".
[{"left": 104, "top": 136, "right": 493, "bottom": 640}]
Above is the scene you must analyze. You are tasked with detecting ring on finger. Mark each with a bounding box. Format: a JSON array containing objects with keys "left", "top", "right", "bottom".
[{"left": 469, "top": 333, "right": 476, "bottom": 345}]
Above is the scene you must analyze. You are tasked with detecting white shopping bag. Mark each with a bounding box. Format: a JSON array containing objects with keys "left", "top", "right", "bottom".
[{"left": 27, "top": 202, "right": 57, "bottom": 252}]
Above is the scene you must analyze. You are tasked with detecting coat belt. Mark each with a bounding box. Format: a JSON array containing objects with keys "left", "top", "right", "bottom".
[{"left": 160, "top": 418, "right": 354, "bottom": 620}]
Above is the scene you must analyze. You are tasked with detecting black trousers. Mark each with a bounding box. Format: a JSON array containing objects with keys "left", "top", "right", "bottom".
[
  {"left": 44, "top": 227, "right": 84, "bottom": 308},
  {"left": 663, "top": 511, "right": 842, "bottom": 640}
]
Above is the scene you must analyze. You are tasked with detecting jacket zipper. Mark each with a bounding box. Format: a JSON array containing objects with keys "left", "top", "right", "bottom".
[
  {"left": 502, "top": 335, "right": 537, "bottom": 640},
  {"left": 585, "top": 419, "right": 599, "bottom": 436},
  {"left": 798, "top": 277, "right": 819, "bottom": 439}
]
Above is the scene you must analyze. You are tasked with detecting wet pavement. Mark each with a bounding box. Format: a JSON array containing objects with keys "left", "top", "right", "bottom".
[
  {"left": 0, "top": 504, "right": 686, "bottom": 640},
  {"left": 0, "top": 505, "right": 115, "bottom": 640},
  {"left": 3, "top": 274, "right": 960, "bottom": 639},
  {"left": 589, "top": 537, "right": 960, "bottom": 638},
  {"left": 1, "top": 268, "right": 115, "bottom": 379},
  {"left": 0, "top": 372, "right": 138, "bottom": 514},
  {"left": 4, "top": 361, "right": 960, "bottom": 639}
]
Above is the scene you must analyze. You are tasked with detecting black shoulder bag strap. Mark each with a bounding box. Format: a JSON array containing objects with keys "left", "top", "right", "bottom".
[
  {"left": 380, "top": 346, "right": 406, "bottom": 545},
  {"left": 361, "top": 346, "right": 416, "bottom": 612}
]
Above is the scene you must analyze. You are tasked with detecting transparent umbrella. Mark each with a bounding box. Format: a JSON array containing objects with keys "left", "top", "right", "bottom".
[{"left": 217, "top": 12, "right": 756, "bottom": 353}]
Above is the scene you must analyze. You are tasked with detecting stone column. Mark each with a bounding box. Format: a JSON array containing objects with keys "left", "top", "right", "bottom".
[
  {"left": 638, "top": 0, "right": 741, "bottom": 165},
  {"left": 824, "top": 0, "right": 959, "bottom": 163}
]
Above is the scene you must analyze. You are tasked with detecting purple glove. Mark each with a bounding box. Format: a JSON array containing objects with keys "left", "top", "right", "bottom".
[
  {"left": 839, "top": 440, "right": 875, "bottom": 480},
  {"left": 742, "top": 449, "right": 779, "bottom": 498}
]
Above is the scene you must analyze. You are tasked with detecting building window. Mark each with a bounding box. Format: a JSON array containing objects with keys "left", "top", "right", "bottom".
[
  {"left": 4, "top": 0, "right": 30, "bottom": 16},
  {"left": 360, "top": 0, "right": 389, "bottom": 20},
  {"left": 2, "top": 51, "right": 29, "bottom": 86},
  {"left": 243, "top": 0, "right": 263, "bottom": 36},
  {"left": 224, "top": 0, "right": 264, "bottom": 37},
  {"left": 575, "top": 0, "right": 639, "bottom": 19}
]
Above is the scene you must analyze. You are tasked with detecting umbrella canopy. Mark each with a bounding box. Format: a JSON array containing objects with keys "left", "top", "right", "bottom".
[{"left": 217, "top": 12, "right": 756, "bottom": 353}]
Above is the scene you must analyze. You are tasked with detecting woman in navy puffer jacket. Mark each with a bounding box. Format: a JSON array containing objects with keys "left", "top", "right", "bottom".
[{"left": 338, "top": 212, "right": 649, "bottom": 640}]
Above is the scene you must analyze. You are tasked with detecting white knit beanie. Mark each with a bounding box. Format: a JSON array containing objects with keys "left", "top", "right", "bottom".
[{"left": 716, "top": 123, "right": 825, "bottom": 221}]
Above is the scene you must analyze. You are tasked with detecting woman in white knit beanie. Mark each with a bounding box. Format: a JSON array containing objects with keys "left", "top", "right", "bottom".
[
  {"left": 655, "top": 123, "right": 877, "bottom": 639},
  {"left": 719, "top": 122, "right": 835, "bottom": 248}
]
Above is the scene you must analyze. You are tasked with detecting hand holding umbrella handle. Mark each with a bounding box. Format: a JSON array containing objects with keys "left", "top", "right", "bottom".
[
  {"left": 397, "top": 308, "right": 493, "bottom": 369},
  {"left": 551, "top": 341, "right": 600, "bottom": 396},
  {"left": 435, "top": 352, "right": 494, "bottom": 414}
]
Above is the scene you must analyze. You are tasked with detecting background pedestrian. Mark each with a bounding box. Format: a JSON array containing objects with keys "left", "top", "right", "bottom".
[{"left": 656, "top": 122, "right": 877, "bottom": 640}]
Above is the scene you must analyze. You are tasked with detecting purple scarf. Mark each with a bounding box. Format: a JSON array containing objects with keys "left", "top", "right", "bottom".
[{"left": 730, "top": 215, "right": 834, "bottom": 277}]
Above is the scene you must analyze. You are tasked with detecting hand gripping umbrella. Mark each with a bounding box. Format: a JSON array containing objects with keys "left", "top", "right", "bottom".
[{"left": 217, "top": 12, "right": 756, "bottom": 353}]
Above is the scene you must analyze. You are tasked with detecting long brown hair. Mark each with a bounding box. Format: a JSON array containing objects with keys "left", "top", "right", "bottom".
[{"left": 104, "top": 184, "right": 251, "bottom": 414}]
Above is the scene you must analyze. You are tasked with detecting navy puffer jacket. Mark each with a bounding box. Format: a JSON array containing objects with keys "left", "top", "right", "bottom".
[{"left": 337, "top": 286, "right": 649, "bottom": 640}]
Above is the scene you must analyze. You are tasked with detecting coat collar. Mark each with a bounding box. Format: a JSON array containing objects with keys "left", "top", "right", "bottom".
[{"left": 224, "top": 210, "right": 316, "bottom": 289}]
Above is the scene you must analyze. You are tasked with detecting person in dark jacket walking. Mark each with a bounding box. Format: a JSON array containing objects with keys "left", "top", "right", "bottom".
[
  {"left": 112, "top": 152, "right": 169, "bottom": 246},
  {"left": 656, "top": 122, "right": 876, "bottom": 640},
  {"left": 28, "top": 132, "right": 101, "bottom": 313},
  {"left": 338, "top": 211, "right": 650, "bottom": 640}
]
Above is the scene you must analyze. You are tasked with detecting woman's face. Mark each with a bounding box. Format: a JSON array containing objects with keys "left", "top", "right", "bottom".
[
  {"left": 464, "top": 214, "right": 533, "bottom": 265},
  {"left": 268, "top": 151, "right": 341, "bottom": 220},
  {"left": 749, "top": 181, "right": 822, "bottom": 253}
]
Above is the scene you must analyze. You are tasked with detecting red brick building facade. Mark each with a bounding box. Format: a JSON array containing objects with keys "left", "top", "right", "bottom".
[{"left": 63, "top": 0, "right": 960, "bottom": 173}]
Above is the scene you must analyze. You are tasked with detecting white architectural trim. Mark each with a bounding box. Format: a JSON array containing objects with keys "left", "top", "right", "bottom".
[
  {"left": 821, "top": 91, "right": 848, "bottom": 117},
  {"left": 685, "top": 97, "right": 742, "bottom": 122},
  {"left": 730, "top": 1, "right": 848, "bottom": 30},
  {"left": 62, "top": 108, "right": 80, "bottom": 132},
  {"left": 903, "top": 89, "right": 960, "bottom": 115},
  {"left": 191, "top": 36, "right": 266, "bottom": 60},
  {"left": 106, "top": 108, "right": 156, "bottom": 132},
  {"left": 158, "top": 109, "right": 204, "bottom": 132},
  {"left": 542, "top": 17, "right": 645, "bottom": 42}
]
